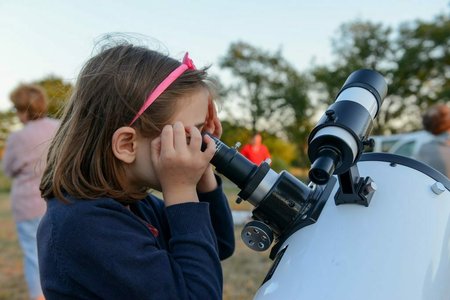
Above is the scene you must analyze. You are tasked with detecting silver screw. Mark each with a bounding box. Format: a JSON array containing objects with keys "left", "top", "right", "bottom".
[
  {"left": 431, "top": 182, "right": 446, "bottom": 195},
  {"left": 364, "top": 181, "right": 378, "bottom": 194}
]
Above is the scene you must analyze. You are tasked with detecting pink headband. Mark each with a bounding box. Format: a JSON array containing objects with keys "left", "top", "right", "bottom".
[{"left": 129, "top": 52, "right": 196, "bottom": 126}]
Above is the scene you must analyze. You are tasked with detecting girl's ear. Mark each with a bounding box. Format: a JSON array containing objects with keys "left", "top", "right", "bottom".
[
  {"left": 112, "top": 127, "right": 137, "bottom": 164},
  {"left": 203, "top": 97, "right": 222, "bottom": 138}
]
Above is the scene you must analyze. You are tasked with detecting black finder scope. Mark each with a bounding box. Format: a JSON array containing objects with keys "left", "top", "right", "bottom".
[{"left": 308, "top": 69, "right": 388, "bottom": 185}]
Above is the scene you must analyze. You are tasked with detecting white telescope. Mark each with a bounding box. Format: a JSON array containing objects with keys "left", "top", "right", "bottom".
[
  {"left": 205, "top": 70, "right": 450, "bottom": 300},
  {"left": 255, "top": 154, "right": 450, "bottom": 300}
]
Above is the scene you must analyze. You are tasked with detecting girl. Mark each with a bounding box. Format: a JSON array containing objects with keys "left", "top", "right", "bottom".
[{"left": 37, "top": 43, "right": 235, "bottom": 299}]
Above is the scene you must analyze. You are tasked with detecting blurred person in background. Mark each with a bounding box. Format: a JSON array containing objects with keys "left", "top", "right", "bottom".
[
  {"left": 416, "top": 103, "right": 450, "bottom": 177},
  {"left": 240, "top": 132, "right": 271, "bottom": 165},
  {"left": 2, "top": 84, "right": 59, "bottom": 300}
]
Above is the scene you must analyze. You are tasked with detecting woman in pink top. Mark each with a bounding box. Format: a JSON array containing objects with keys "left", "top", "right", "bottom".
[{"left": 3, "top": 84, "right": 59, "bottom": 300}]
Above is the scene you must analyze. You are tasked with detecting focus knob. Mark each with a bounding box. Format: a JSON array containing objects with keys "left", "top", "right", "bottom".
[{"left": 241, "top": 220, "right": 274, "bottom": 252}]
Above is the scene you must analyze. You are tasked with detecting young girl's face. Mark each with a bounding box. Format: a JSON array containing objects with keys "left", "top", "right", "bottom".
[{"left": 132, "top": 87, "right": 211, "bottom": 191}]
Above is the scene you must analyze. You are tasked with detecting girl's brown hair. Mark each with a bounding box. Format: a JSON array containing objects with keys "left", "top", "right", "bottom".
[
  {"left": 40, "top": 43, "right": 214, "bottom": 203},
  {"left": 10, "top": 84, "right": 48, "bottom": 120}
]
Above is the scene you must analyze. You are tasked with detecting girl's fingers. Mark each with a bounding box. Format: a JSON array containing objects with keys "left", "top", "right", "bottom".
[
  {"left": 202, "top": 134, "right": 216, "bottom": 159},
  {"left": 187, "top": 126, "right": 202, "bottom": 150},
  {"left": 160, "top": 125, "right": 174, "bottom": 151},
  {"left": 204, "top": 98, "right": 215, "bottom": 132},
  {"left": 202, "top": 119, "right": 212, "bottom": 135},
  {"left": 150, "top": 136, "right": 161, "bottom": 163},
  {"left": 213, "top": 117, "right": 222, "bottom": 138},
  {"left": 209, "top": 101, "right": 215, "bottom": 121},
  {"left": 173, "top": 122, "right": 187, "bottom": 150}
]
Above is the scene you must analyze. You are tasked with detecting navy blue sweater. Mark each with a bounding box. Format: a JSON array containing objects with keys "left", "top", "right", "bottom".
[{"left": 37, "top": 178, "right": 235, "bottom": 299}]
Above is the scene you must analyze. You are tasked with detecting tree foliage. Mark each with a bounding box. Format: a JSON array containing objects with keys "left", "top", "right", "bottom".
[
  {"left": 0, "top": 110, "right": 18, "bottom": 157},
  {"left": 219, "top": 41, "right": 313, "bottom": 166},
  {"left": 389, "top": 13, "right": 450, "bottom": 130},
  {"left": 313, "top": 21, "right": 395, "bottom": 134},
  {"left": 313, "top": 13, "right": 450, "bottom": 134},
  {"left": 220, "top": 120, "right": 298, "bottom": 172},
  {"left": 34, "top": 75, "right": 72, "bottom": 118},
  {"left": 281, "top": 68, "right": 314, "bottom": 166},
  {"left": 219, "top": 41, "right": 312, "bottom": 135}
]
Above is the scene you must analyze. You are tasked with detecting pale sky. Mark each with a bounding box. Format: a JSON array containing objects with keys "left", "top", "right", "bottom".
[{"left": 0, "top": 0, "right": 448, "bottom": 111}]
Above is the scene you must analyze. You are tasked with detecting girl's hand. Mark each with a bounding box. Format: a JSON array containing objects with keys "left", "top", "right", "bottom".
[
  {"left": 151, "top": 122, "right": 216, "bottom": 206},
  {"left": 198, "top": 99, "right": 222, "bottom": 192}
]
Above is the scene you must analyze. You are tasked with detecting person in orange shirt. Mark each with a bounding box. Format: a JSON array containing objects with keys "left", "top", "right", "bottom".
[{"left": 240, "top": 132, "right": 271, "bottom": 165}]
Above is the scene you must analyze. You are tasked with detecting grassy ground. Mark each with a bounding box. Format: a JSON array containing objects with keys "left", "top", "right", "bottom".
[
  {"left": 0, "top": 193, "right": 28, "bottom": 300},
  {"left": 222, "top": 227, "right": 273, "bottom": 300},
  {"left": 0, "top": 187, "right": 272, "bottom": 300}
]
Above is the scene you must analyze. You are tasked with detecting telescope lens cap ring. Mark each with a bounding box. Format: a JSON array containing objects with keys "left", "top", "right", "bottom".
[{"left": 309, "top": 168, "right": 330, "bottom": 185}]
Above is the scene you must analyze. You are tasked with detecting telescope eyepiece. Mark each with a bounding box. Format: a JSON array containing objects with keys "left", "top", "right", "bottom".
[
  {"left": 309, "top": 148, "right": 340, "bottom": 185},
  {"left": 202, "top": 132, "right": 258, "bottom": 189}
]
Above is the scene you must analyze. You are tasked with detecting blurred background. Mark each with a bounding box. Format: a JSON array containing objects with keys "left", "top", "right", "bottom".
[{"left": 0, "top": 0, "right": 449, "bottom": 299}]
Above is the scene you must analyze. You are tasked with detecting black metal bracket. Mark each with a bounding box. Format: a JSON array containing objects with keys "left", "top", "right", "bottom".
[{"left": 334, "top": 164, "right": 376, "bottom": 207}]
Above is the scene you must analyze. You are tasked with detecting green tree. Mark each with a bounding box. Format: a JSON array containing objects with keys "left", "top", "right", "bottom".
[
  {"left": 0, "top": 110, "right": 18, "bottom": 157},
  {"left": 220, "top": 121, "right": 298, "bottom": 172},
  {"left": 220, "top": 120, "right": 252, "bottom": 148},
  {"left": 389, "top": 13, "right": 450, "bottom": 130},
  {"left": 282, "top": 68, "right": 314, "bottom": 167},
  {"left": 262, "top": 133, "right": 298, "bottom": 172},
  {"left": 219, "top": 41, "right": 313, "bottom": 166},
  {"left": 313, "top": 14, "right": 450, "bottom": 134},
  {"left": 35, "top": 75, "right": 72, "bottom": 118},
  {"left": 312, "top": 20, "right": 394, "bottom": 134},
  {"left": 219, "top": 42, "right": 308, "bottom": 134}
]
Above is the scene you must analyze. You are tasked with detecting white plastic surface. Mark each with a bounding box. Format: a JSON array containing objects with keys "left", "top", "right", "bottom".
[{"left": 255, "top": 160, "right": 450, "bottom": 300}]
